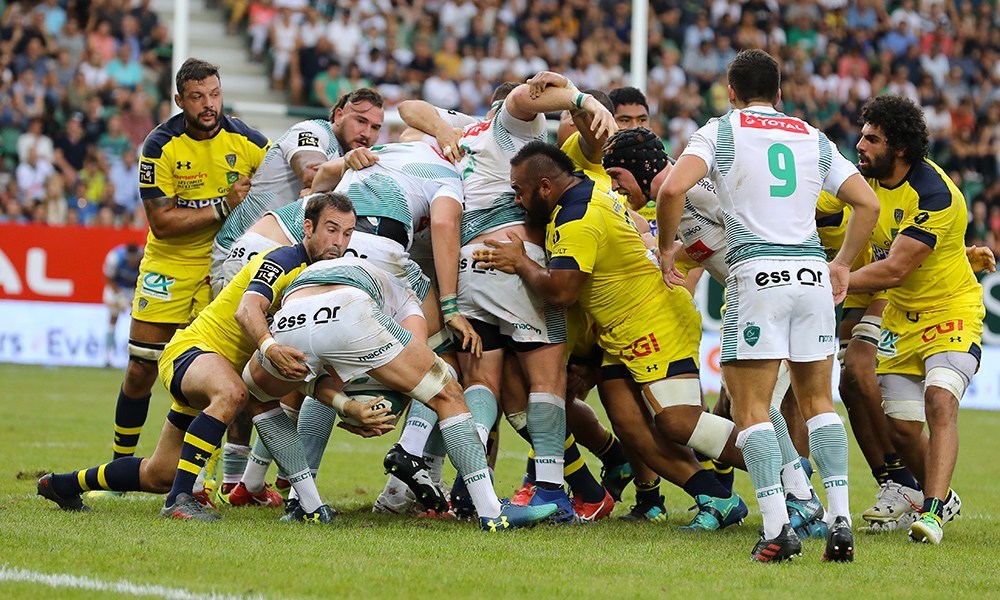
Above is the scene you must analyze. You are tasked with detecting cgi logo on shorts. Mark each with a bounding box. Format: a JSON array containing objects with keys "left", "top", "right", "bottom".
[
  {"left": 140, "top": 273, "right": 175, "bottom": 300},
  {"left": 743, "top": 322, "right": 761, "bottom": 347}
]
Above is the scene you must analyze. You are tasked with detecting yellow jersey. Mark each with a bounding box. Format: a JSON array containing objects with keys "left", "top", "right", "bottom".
[
  {"left": 815, "top": 191, "right": 874, "bottom": 270},
  {"left": 560, "top": 132, "right": 611, "bottom": 188},
  {"left": 182, "top": 243, "right": 311, "bottom": 365},
  {"left": 546, "top": 173, "right": 663, "bottom": 329},
  {"left": 139, "top": 113, "right": 269, "bottom": 264},
  {"left": 867, "top": 159, "right": 982, "bottom": 313}
]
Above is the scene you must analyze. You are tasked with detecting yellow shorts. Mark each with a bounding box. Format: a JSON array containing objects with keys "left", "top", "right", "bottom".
[
  {"left": 843, "top": 290, "right": 888, "bottom": 311},
  {"left": 675, "top": 251, "right": 701, "bottom": 278},
  {"left": 877, "top": 303, "right": 985, "bottom": 377},
  {"left": 132, "top": 255, "right": 211, "bottom": 325},
  {"left": 600, "top": 287, "right": 701, "bottom": 383},
  {"left": 158, "top": 327, "right": 249, "bottom": 417},
  {"left": 566, "top": 304, "right": 598, "bottom": 362}
]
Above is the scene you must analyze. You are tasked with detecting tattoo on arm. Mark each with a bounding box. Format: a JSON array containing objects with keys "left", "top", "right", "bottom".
[{"left": 144, "top": 196, "right": 174, "bottom": 210}]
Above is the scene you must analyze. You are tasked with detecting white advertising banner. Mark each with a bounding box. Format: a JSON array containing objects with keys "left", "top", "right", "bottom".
[{"left": 0, "top": 300, "right": 131, "bottom": 369}]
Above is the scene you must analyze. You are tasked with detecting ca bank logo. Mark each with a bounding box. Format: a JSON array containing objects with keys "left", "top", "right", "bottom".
[{"left": 140, "top": 272, "right": 175, "bottom": 300}]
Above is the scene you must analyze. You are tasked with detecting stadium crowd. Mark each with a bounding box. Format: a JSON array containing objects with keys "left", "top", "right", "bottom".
[{"left": 4, "top": 0, "right": 1000, "bottom": 252}]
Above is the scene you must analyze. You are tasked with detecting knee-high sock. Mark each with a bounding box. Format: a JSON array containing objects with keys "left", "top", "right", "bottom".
[
  {"left": 464, "top": 385, "right": 498, "bottom": 448},
  {"left": 563, "top": 433, "right": 604, "bottom": 503},
  {"left": 51, "top": 456, "right": 144, "bottom": 497},
  {"left": 424, "top": 424, "right": 447, "bottom": 483},
  {"left": 113, "top": 389, "right": 151, "bottom": 459},
  {"left": 527, "top": 392, "right": 566, "bottom": 486},
  {"left": 222, "top": 443, "right": 251, "bottom": 486},
  {"left": 242, "top": 437, "right": 272, "bottom": 493},
  {"left": 736, "top": 422, "right": 788, "bottom": 539},
  {"left": 807, "top": 413, "right": 850, "bottom": 525},
  {"left": 167, "top": 413, "right": 227, "bottom": 506},
  {"left": 253, "top": 407, "right": 323, "bottom": 513},
  {"left": 298, "top": 396, "right": 337, "bottom": 476},
  {"left": 439, "top": 411, "right": 500, "bottom": 519},
  {"left": 399, "top": 399, "right": 438, "bottom": 456},
  {"left": 769, "top": 405, "right": 812, "bottom": 500}
]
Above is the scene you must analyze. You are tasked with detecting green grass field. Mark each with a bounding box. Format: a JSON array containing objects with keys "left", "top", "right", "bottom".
[{"left": 1, "top": 363, "right": 999, "bottom": 599}]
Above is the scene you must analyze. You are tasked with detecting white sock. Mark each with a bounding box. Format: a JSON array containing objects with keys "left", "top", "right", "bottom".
[
  {"left": 289, "top": 471, "right": 323, "bottom": 513},
  {"left": 242, "top": 450, "right": 270, "bottom": 493},
  {"left": 464, "top": 468, "right": 501, "bottom": 519},
  {"left": 399, "top": 414, "right": 435, "bottom": 456},
  {"left": 781, "top": 459, "right": 812, "bottom": 501},
  {"left": 736, "top": 422, "right": 789, "bottom": 539}
]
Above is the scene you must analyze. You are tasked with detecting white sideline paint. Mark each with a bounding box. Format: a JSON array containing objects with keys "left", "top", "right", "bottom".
[{"left": 0, "top": 565, "right": 261, "bottom": 599}]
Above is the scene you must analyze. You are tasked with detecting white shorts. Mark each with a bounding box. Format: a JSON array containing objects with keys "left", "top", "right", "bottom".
[
  {"left": 344, "top": 231, "right": 430, "bottom": 301},
  {"left": 268, "top": 288, "right": 412, "bottom": 383},
  {"left": 720, "top": 258, "right": 836, "bottom": 363},
  {"left": 680, "top": 217, "right": 729, "bottom": 283},
  {"left": 103, "top": 287, "right": 134, "bottom": 316},
  {"left": 211, "top": 232, "right": 282, "bottom": 297},
  {"left": 457, "top": 241, "right": 567, "bottom": 345}
]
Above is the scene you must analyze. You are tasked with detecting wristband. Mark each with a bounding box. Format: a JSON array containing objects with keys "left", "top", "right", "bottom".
[
  {"left": 440, "top": 293, "right": 459, "bottom": 322},
  {"left": 574, "top": 92, "right": 589, "bottom": 109},
  {"left": 259, "top": 336, "right": 277, "bottom": 359},
  {"left": 329, "top": 391, "right": 351, "bottom": 417},
  {"left": 213, "top": 199, "right": 231, "bottom": 221}
]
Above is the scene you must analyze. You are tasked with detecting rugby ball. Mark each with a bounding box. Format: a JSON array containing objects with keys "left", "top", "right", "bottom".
[{"left": 340, "top": 390, "right": 410, "bottom": 427}]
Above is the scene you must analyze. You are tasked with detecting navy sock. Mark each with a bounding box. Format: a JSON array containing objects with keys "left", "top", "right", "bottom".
[
  {"left": 113, "top": 389, "right": 151, "bottom": 459},
  {"left": 683, "top": 468, "right": 732, "bottom": 500},
  {"left": 884, "top": 453, "right": 921, "bottom": 490},
  {"left": 563, "top": 434, "right": 604, "bottom": 503},
  {"left": 52, "top": 456, "right": 144, "bottom": 497},
  {"left": 635, "top": 477, "right": 662, "bottom": 506},
  {"left": 166, "top": 413, "right": 226, "bottom": 506}
]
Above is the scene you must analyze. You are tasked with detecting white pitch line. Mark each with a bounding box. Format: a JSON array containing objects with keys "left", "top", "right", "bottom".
[{"left": 0, "top": 565, "right": 262, "bottom": 600}]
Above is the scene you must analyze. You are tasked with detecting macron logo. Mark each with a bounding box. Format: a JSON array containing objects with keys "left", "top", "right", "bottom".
[{"left": 740, "top": 113, "right": 808, "bottom": 134}]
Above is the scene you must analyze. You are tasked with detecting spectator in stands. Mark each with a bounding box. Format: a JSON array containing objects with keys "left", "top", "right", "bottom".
[
  {"left": 270, "top": 7, "right": 299, "bottom": 89},
  {"left": 97, "top": 114, "right": 132, "bottom": 167},
  {"left": 109, "top": 148, "right": 141, "bottom": 221},
  {"left": 15, "top": 146, "right": 53, "bottom": 204},
  {"left": 88, "top": 19, "right": 117, "bottom": 63},
  {"left": 53, "top": 113, "right": 90, "bottom": 188},
  {"left": 326, "top": 8, "right": 362, "bottom": 67},
  {"left": 17, "top": 116, "right": 53, "bottom": 164},
  {"left": 107, "top": 43, "right": 143, "bottom": 90},
  {"left": 41, "top": 171, "right": 68, "bottom": 225},
  {"left": 422, "top": 67, "right": 460, "bottom": 111}
]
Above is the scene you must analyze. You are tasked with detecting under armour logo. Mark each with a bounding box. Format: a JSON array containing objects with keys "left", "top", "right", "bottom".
[
  {"left": 194, "top": 452, "right": 207, "bottom": 462},
  {"left": 176, "top": 161, "right": 192, "bottom": 169},
  {"left": 950, "top": 336, "right": 961, "bottom": 343},
  {"left": 646, "top": 364, "right": 659, "bottom": 372},
  {"left": 485, "top": 515, "right": 509, "bottom": 532}
]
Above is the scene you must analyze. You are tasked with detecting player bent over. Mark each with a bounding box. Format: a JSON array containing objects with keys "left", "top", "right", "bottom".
[
  {"left": 36, "top": 193, "right": 360, "bottom": 522},
  {"left": 243, "top": 257, "right": 558, "bottom": 531}
]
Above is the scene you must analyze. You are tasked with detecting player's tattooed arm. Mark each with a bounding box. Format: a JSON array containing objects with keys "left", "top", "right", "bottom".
[
  {"left": 475, "top": 231, "right": 588, "bottom": 307},
  {"left": 142, "top": 177, "right": 249, "bottom": 238}
]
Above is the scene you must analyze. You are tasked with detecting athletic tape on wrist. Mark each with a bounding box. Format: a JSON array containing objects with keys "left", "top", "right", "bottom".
[{"left": 259, "top": 337, "right": 277, "bottom": 359}]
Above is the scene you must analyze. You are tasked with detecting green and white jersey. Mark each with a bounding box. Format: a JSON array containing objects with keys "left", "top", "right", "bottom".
[
  {"left": 336, "top": 141, "right": 463, "bottom": 249},
  {"left": 284, "top": 256, "right": 420, "bottom": 321},
  {"left": 682, "top": 106, "right": 857, "bottom": 267},
  {"left": 271, "top": 198, "right": 306, "bottom": 244},
  {"left": 444, "top": 103, "right": 546, "bottom": 244},
  {"left": 216, "top": 119, "right": 340, "bottom": 251}
]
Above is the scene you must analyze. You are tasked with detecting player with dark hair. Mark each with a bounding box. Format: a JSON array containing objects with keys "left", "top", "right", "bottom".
[
  {"left": 656, "top": 49, "right": 879, "bottom": 562},
  {"left": 477, "top": 141, "right": 750, "bottom": 532},
  {"left": 100, "top": 58, "right": 268, "bottom": 491},
  {"left": 209, "top": 88, "right": 384, "bottom": 505},
  {"left": 607, "top": 86, "right": 650, "bottom": 130},
  {"left": 849, "top": 94, "right": 984, "bottom": 544},
  {"left": 38, "top": 193, "right": 364, "bottom": 522}
]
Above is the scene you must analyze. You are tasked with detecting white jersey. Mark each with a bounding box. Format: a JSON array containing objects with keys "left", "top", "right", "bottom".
[
  {"left": 441, "top": 103, "right": 546, "bottom": 244},
  {"left": 682, "top": 106, "right": 856, "bottom": 267},
  {"left": 335, "top": 141, "right": 463, "bottom": 250},
  {"left": 216, "top": 119, "right": 341, "bottom": 252},
  {"left": 284, "top": 256, "right": 421, "bottom": 322},
  {"left": 678, "top": 175, "right": 730, "bottom": 282}
]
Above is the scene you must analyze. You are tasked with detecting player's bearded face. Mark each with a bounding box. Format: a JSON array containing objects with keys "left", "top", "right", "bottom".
[
  {"left": 857, "top": 144, "right": 893, "bottom": 179},
  {"left": 521, "top": 184, "right": 552, "bottom": 228},
  {"left": 178, "top": 76, "right": 222, "bottom": 133}
]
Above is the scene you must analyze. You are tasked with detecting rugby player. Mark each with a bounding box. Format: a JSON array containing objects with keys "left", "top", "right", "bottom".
[
  {"left": 849, "top": 95, "right": 985, "bottom": 545},
  {"left": 656, "top": 49, "right": 879, "bottom": 562},
  {"left": 476, "top": 141, "right": 752, "bottom": 532},
  {"left": 241, "top": 256, "right": 560, "bottom": 531},
  {"left": 392, "top": 78, "right": 616, "bottom": 522},
  {"left": 37, "top": 193, "right": 368, "bottom": 522},
  {"left": 104, "top": 59, "right": 267, "bottom": 475},
  {"left": 209, "top": 88, "right": 384, "bottom": 505}
]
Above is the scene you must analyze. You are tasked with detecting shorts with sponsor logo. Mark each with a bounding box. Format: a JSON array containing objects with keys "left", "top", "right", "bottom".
[
  {"left": 210, "top": 232, "right": 282, "bottom": 297},
  {"left": 876, "top": 302, "right": 984, "bottom": 377},
  {"left": 158, "top": 326, "right": 250, "bottom": 418},
  {"left": 680, "top": 216, "right": 729, "bottom": 283},
  {"left": 344, "top": 231, "right": 430, "bottom": 301},
  {"left": 599, "top": 286, "right": 701, "bottom": 384},
  {"left": 104, "top": 286, "right": 135, "bottom": 316},
  {"left": 721, "top": 258, "right": 836, "bottom": 363},
  {"left": 457, "top": 242, "right": 567, "bottom": 345},
  {"left": 132, "top": 255, "right": 210, "bottom": 324},
  {"left": 271, "top": 288, "right": 412, "bottom": 383}
]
